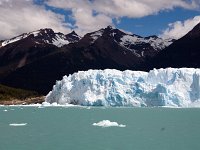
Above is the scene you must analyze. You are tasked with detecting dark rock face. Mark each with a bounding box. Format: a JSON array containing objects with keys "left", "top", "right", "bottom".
[
  {"left": 0, "top": 26, "right": 174, "bottom": 94},
  {"left": 0, "top": 36, "right": 59, "bottom": 79},
  {"left": 185, "top": 23, "right": 200, "bottom": 39},
  {"left": 0, "top": 29, "right": 81, "bottom": 77},
  {"left": 65, "top": 31, "right": 81, "bottom": 43}
]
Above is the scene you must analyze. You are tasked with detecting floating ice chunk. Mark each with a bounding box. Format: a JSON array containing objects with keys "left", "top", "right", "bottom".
[
  {"left": 9, "top": 123, "right": 27, "bottom": 126},
  {"left": 93, "top": 120, "right": 126, "bottom": 128},
  {"left": 38, "top": 106, "right": 45, "bottom": 109},
  {"left": 42, "top": 102, "right": 51, "bottom": 106},
  {"left": 3, "top": 109, "right": 8, "bottom": 112}
]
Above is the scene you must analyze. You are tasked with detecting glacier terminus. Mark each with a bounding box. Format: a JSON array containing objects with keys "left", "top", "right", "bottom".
[{"left": 45, "top": 68, "right": 200, "bottom": 107}]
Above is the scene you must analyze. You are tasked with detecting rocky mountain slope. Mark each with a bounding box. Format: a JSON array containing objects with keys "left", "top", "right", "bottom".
[
  {"left": 0, "top": 29, "right": 81, "bottom": 78},
  {"left": 147, "top": 23, "right": 200, "bottom": 69},
  {"left": 0, "top": 26, "right": 172, "bottom": 94}
]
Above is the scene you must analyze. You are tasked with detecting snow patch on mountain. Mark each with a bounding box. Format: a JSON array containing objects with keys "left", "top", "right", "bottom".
[
  {"left": 90, "top": 29, "right": 104, "bottom": 43},
  {"left": 120, "top": 35, "right": 139, "bottom": 44},
  {"left": 2, "top": 33, "right": 30, "bottom": 46},
  {"left": 120, "top": 35, "right": 172, "bottom": 51},
  {"left": 2, "top": 30, "right": 42, "bottom": 46},
  {"left": 52, "top": 34, "right": 70, "bottom": 47},
  {"left": 1, "top": 29, "right": 79, "bottom": 47},
  {"left": 147, "top": 37, "right": 173, "bottom": 50},
  {"left": 45, "top": 68, "right": 200, "bottom": 107}
]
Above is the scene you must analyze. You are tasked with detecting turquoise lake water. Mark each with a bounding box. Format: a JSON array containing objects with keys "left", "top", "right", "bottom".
[{"left": 0, "top": 106, "right": 200, "bottom": 150}]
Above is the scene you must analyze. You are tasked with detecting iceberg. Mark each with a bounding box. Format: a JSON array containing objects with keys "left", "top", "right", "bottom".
[
  {"left": 93, "top": 120, "right": 126, "bottom": 128},
  {"left": 45, "top": 68, "right": 200, "bottom": 107},
  {"left": 9, "top": 123, "right": 27, "bottom": 126}
]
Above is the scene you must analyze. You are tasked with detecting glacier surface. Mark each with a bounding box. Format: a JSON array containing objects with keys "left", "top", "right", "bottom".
[{"left": 45, "top": 68, "right": 200, "bottom": 107}]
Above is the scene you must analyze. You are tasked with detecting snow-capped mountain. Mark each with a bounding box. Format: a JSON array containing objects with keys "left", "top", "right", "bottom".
[
  {"left": 82, "top": 26, "right": 172, "bottom": 58},
  {"left": 65, "top": 31, "right": 81, "bottom": 43},
  {"left": 1, "top": 28, "right": 81, "bottom": 47},
  {"left": 0, "top": 28, "right": 81, "bottom": 80},
  {"left": 120, "top": 35, "right": 172, "bottom": 50},
  {"left": 0, "top": 26, "right": 175, "bottom": 94},
  {"left": 45, "top": 68, "right": 200, "bottom": 107},
  {"left": 4, "top": 23, "right": 200, "bottom": 95}
]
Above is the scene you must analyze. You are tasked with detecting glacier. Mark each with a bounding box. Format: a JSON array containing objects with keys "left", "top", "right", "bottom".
[{"left": 45, "top": 68, "right": 200, "bottom": 107}]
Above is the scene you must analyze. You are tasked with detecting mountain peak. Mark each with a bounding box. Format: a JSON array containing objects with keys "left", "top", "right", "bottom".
[
  {"left": 38, "top": 28, "right": 55, "bottom": 34},
  {"left": 105, "top": 25, "right": 115, "bottom": 30},
  {"left": 1, "top": 28, "right": 77, "bottom": 47},
  {"left": 70, "top": 31, "right": 77, "bottom": 34},
  {"left": 65, "top": 31, "right": 81, "bottom": 43},
  {"left": 67, "top": 30, "right": 80, "bottom": 37}
]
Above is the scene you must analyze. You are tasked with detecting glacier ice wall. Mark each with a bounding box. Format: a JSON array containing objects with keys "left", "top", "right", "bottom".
[{"left": 45, "top": 68, "right": 200, "bottom": 107}]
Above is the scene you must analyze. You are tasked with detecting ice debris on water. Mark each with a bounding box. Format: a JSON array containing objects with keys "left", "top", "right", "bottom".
[
  {"left": 9, "top": 123, "right": 27, "bottom": 126},
  {"left": 93, "top": 120, "right": 126, "bottom": 128}
]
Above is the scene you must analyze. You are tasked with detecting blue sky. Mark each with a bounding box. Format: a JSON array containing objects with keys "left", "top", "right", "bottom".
[
  {"left": 43, "top": 1, "right": 200, "bottom": 37},
  {"left": 0, "top": 0, "right": 200, "bottom": 39},
  {"left": 34, "top": 0, "right": 200, "bottom": 39},
  {"left": 116, "top": 8, "right": 200, "bottom": 36}
]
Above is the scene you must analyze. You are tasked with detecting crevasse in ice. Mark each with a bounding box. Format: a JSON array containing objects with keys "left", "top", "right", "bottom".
[{"left": 45, "top": 68, "right": 200, "bottom": 107}]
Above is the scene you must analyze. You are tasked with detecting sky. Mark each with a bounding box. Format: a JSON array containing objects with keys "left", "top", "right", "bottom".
[{"left": 0, "top": 0, "right": 200, "bottom": 40}]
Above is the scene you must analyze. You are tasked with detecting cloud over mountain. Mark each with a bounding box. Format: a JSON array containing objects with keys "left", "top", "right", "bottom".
[
  {"left": 161, "top": 16, "right": 200, "bottom": 39},
  {"left": 0, "top": 0, "right": 71, "bottom": 39},
  {"left": 46, "top": 0, "right": 200, "bottom": 35},
  {"left": 0, "top": 0, "right": 199, "bottom": 39}
]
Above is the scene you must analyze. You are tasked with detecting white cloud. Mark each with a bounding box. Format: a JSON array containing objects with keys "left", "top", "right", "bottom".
[
  {"left": 47, "top": 0, "right": 199, "bottom": 18},
  {"left": 93, "top": 0, "right": 199, "bottom": 18},
  {"left": 71, "top": 8, "right": 113, "bottom": 35},
  {"left": 46, "top": 0, "right": 113, "bottom": 35},
  {"left": 0, "top": 0, "right": 71, "bottom": 39},
  {"left": 46, "top": 0, "right": 200, "bottom": 36},
  {"left": 161, "top": 16, "right": 200, "bottom": 39},
  {"left": 0, "top": 0, "right": 200, "bottom": 39}
]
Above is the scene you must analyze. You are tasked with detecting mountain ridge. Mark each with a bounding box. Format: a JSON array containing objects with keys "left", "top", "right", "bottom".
[{"left": 0, "top": 23, "right": 199, "bottom": 94}]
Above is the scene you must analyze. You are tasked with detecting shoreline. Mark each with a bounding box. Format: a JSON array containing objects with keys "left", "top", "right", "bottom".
[{"left": 0, "top": 96, "right": 45, "bottom": 105}]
